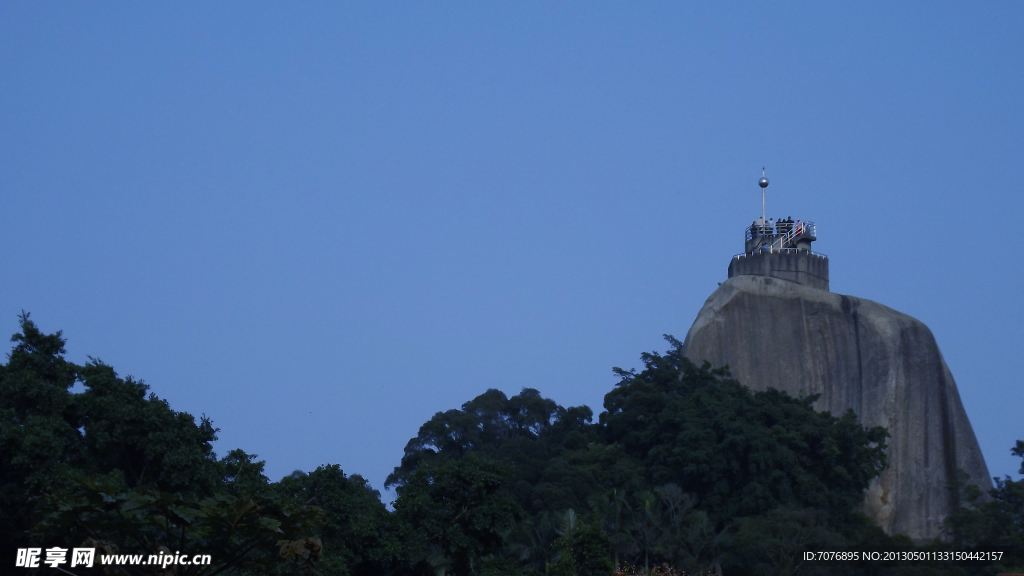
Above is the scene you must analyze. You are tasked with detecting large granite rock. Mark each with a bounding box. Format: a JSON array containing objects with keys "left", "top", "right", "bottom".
[{"left": 681, "top": 275, "right": 991, "bottom": 541}]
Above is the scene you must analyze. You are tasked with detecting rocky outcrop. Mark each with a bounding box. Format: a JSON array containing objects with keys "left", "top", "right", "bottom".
[{"left": 681, "top": 275, "right": 991, "bottom": 541}]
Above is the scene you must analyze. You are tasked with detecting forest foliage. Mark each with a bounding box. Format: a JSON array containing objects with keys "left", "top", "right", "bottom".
[{"left": 1, "top": 315, "right": 1021, "bottom": 575}]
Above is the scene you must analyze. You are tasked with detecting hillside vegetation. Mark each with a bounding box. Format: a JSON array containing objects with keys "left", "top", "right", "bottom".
[{"left": 1, "top": 315, "right": 1020, "bottom": 575}]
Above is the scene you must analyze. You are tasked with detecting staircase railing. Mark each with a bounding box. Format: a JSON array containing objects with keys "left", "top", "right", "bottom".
[{"left": 767, "top": 221, "right": 806, "bottom": 252}]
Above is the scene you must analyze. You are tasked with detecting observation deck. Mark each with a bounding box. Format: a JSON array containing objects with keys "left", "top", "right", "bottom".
[{"left": 729, "top": 217, "right": 829, "bottom": 291}]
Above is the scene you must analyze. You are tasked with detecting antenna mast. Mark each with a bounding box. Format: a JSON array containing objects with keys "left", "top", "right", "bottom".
[{"left": 758, "top": 168, "right": 769, "bottom": 228}]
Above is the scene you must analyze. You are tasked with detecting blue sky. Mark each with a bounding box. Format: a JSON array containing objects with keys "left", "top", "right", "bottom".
[{"left": 2, "top": 2, "right": 1021, "bottom": 501}]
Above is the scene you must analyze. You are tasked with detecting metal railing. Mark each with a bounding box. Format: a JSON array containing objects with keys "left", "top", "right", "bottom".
[
  {"left": 767, "top": 220, "right": 809, "bottom": 252},
  {"left": 732, "top": 247, "right": 828, "bottom": 260}
]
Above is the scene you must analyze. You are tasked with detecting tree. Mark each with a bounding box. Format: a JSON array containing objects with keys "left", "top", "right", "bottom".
[
  {"left": 600, "top": 335, "right": 889, "bottom": 530},
  {"left": 386, "top": 388, "right": 590, "bottom": 491},
  {"left": 273, "top": 464, "right": 402, "bottom": 576},
  {"left": 0, "top": 315, "right": 328, "bottom": 574},
  {"left": 0, "top": 313, "right": 82, "bottom": 558},
  {"left": 385, "top": 335, "right": 895, "bottom": 573},
  {"left": 74, "top": 357, "right": 222, "bottom": 495},
  {"left": 649, "top": 484, "right": 719, "bottom": 573},
  {"left": 588, "top": 488, "right": 633, "bottom": 566},
  {"left": 943, "top": 441, "right": 1024, "bottom": 574},
  {"left": 725, "top": 507, "right": 845, "bottom": 576},
  {"left": 387, "top": 387, "right": 643, "bottom": 521},
  {"left": 549, "top": 509, "right": 614, "bottom": 576},
  {"left": 394, "top": 456, "right": 526, "bottom": 576},
  {"left": 32, "top": 476, "right": 324, "bottom": 576},
  {"left": 0, "top": 312, "right": 226, "bottom": 560}
]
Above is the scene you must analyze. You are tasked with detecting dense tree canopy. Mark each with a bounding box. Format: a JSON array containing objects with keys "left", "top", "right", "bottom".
[
  {"left": 274, "top": 464, "right": 402, "bottom": 576},
  {"left": 600, "top": 336, "right": 889, "bottom": 526},
  {"left": 0, "top": 314, "right": 323, "bottom": 575},
  {"left": 5, "top": 316, "right": 1016, "bottom": 576},
  {"left": 387, "top": 387, "right": 627, "bottom": 520},
  {"left": 395, "top": 456, "right": 526, "bottom": 576},
  {"left": 943, "top": 441, "right": 1024, "bottom": 574},
  {"left": 386, "top": 336, "right": 894, "bottom": 574}
]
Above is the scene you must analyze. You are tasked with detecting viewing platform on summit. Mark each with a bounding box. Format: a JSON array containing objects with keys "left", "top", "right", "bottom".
[
  {"left": 728, "top": 175, "right": 829, "bottom": 291},
  {"left": 742, "top": 217, "right": 818, "bottom": 254}
]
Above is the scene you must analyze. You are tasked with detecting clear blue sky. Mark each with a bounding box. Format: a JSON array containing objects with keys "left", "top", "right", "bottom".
[{"left": 2, "top": 3, "right": 1021, "bottom": 502}]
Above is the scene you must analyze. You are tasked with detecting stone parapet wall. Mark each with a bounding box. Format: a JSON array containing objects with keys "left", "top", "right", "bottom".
[{"left": 728, "top": 251, "right": 829, "bottom": 291}]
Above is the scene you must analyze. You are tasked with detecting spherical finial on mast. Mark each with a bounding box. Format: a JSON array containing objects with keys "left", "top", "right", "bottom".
[{"left": 759, "top": 177, "right": 769, "bottom": 188}]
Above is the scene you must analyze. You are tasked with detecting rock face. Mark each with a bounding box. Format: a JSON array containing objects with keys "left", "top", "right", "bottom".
[{"left": 681, "top": 275, "right": 991, "bottom": 541}]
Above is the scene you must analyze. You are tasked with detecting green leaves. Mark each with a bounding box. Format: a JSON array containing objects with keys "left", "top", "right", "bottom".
[
  {"left": 2, "top": 315, "right": 922, "bottom": 575},
  {"left": 601, "top": 336, "right": 889, "bottom": 528},
  {"left": 383, "top": 335, "right": 895, "bottom": 573},
  {"left": 387, "top": 388, "right": 578, "bottom": 490},
  {"left": 550, "top": 513, "right": 614, "bottom": 576},
  {"left": 943, "top": 443, "right": 1024, "bottom": 573},
  {"left": 32, "top": 479, "right": 324, "bottom": 576},
  {"left": 273, "top": 464, "right": 402, "bottom": 574},
  {"left": 395, "top": 456, "right": 526, "bottom": 576},
  {"left": 0, "top": 316, "right": 329, "bottom": 575},
  {"left": 75, "top": 358, "right": 222, "bottom": 495},
  {"left": 0, "top": 315, "right": 89, "bottom": 558}
]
